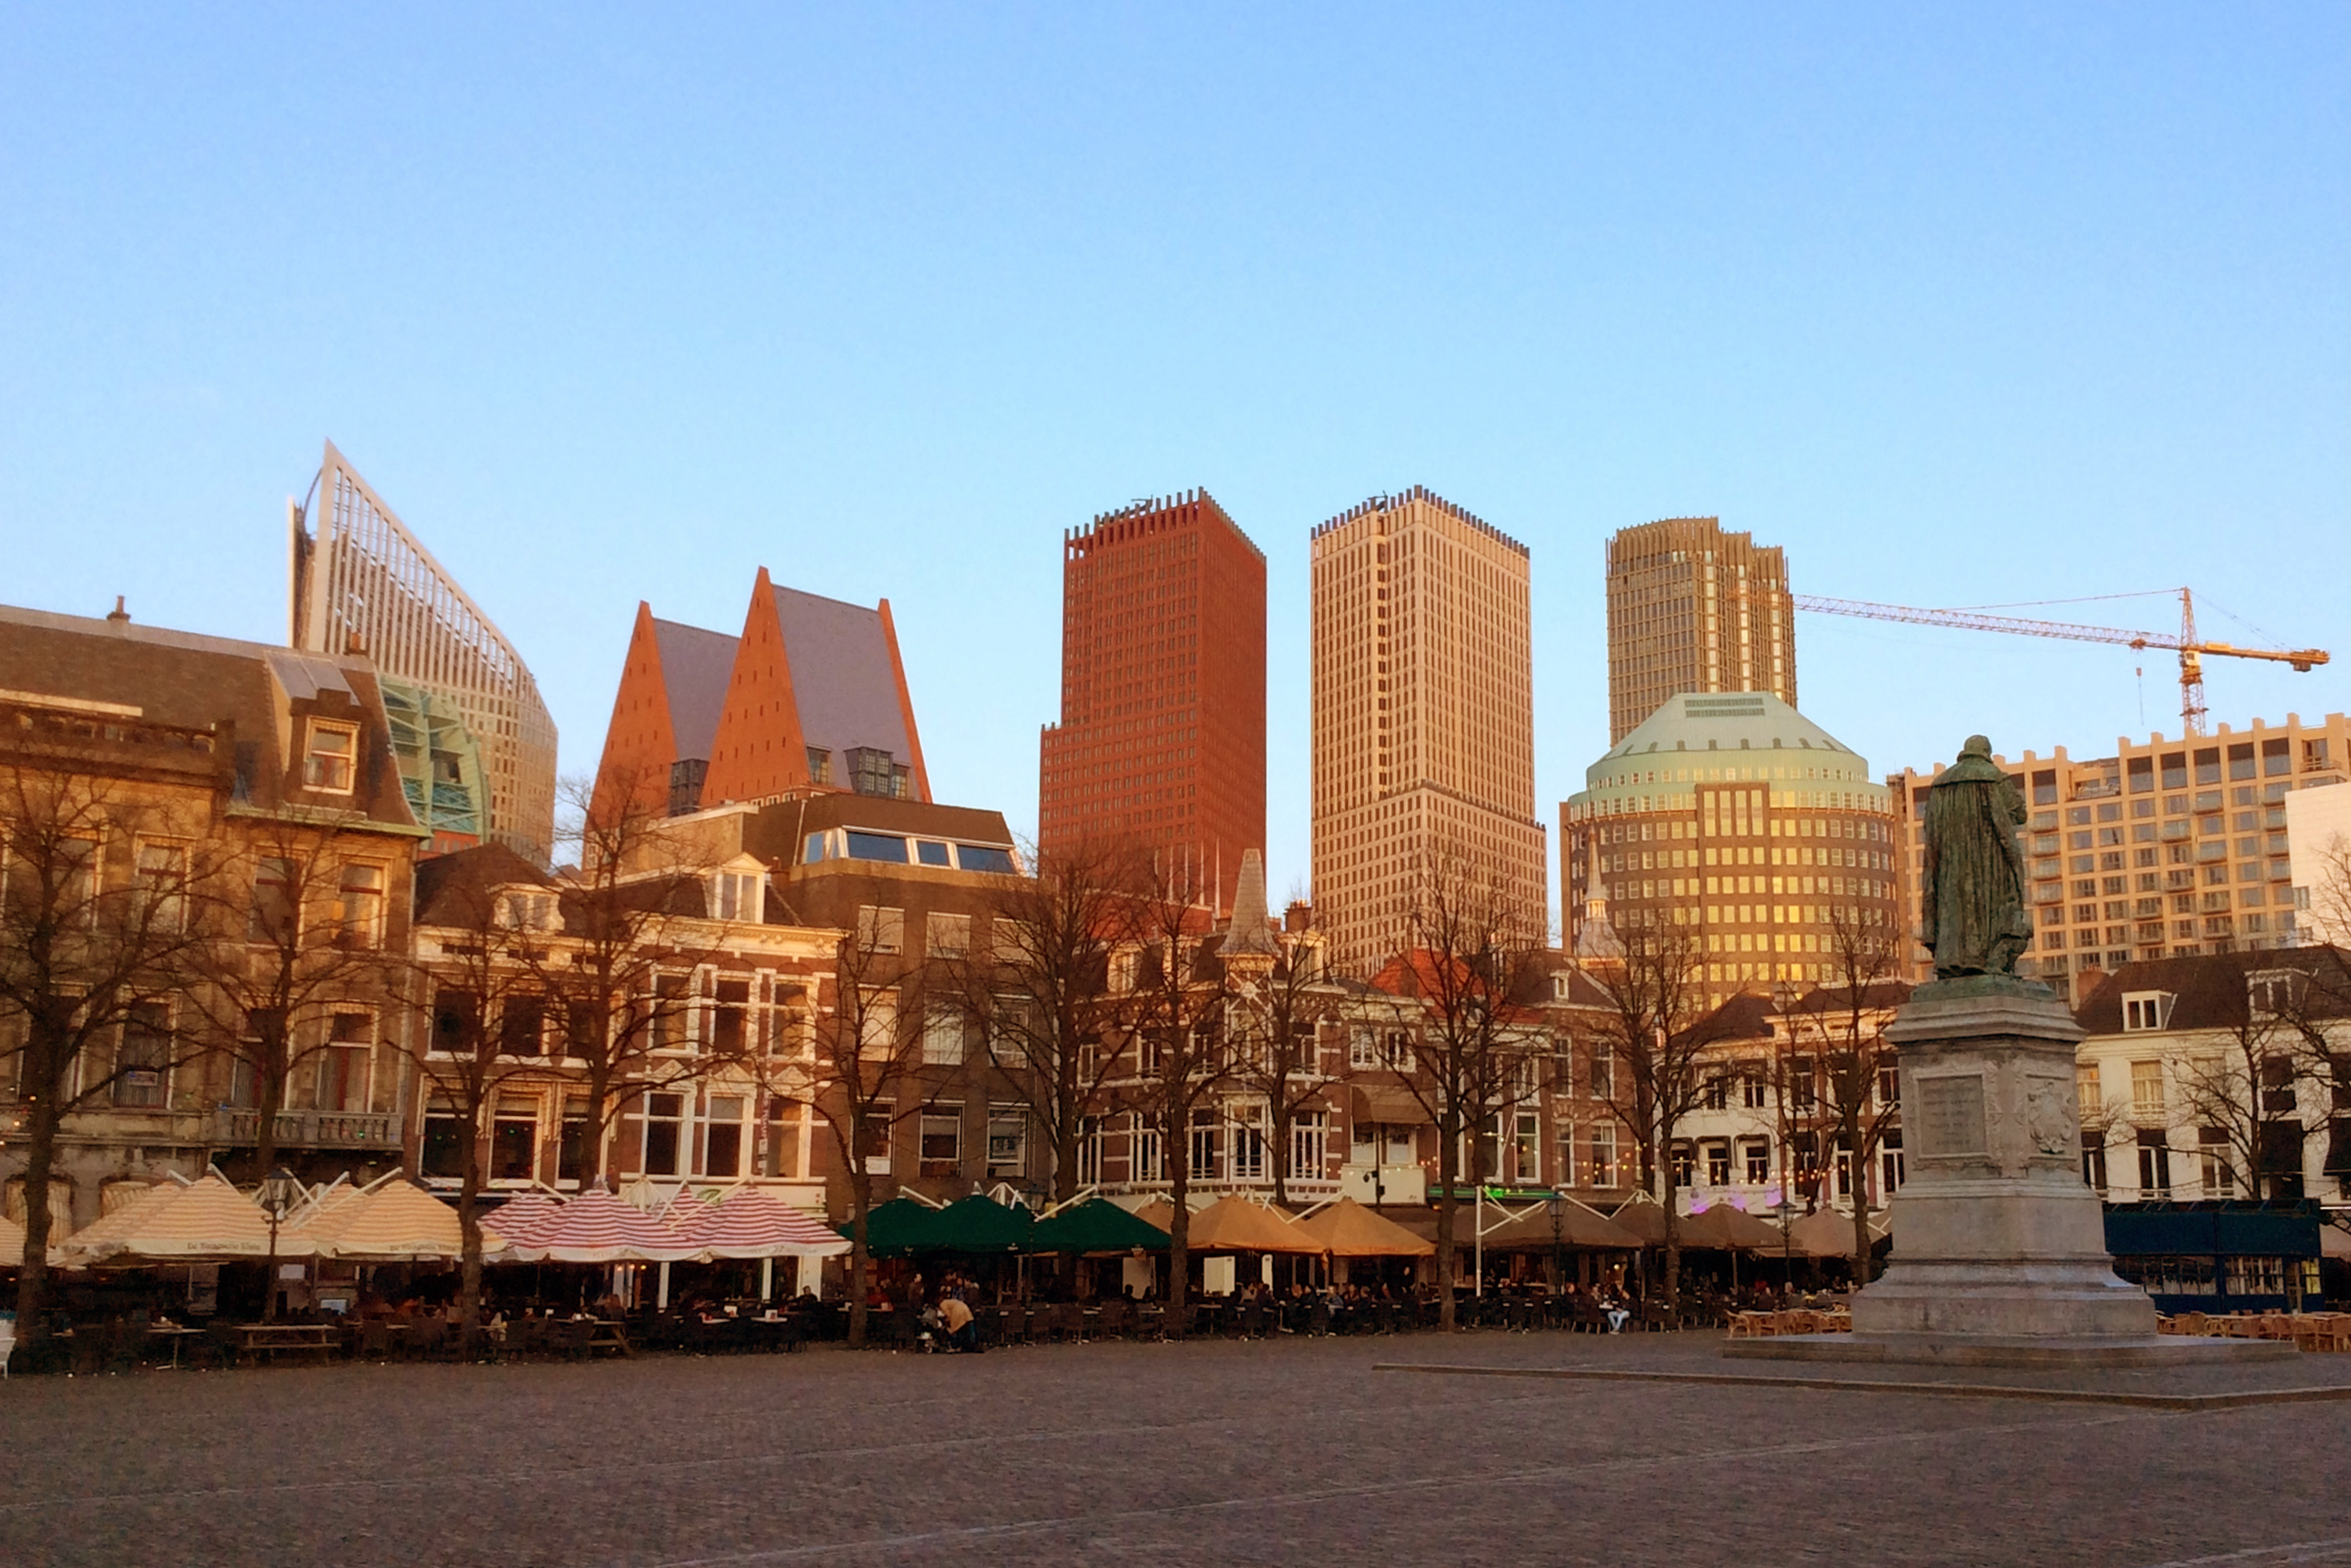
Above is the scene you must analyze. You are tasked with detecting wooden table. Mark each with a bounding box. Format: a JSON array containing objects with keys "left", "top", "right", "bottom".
[
  {"left": 149, "top": 1324, "right": 205, "bottom": 1368},
  {"left": 238, "top": 1322, "right": 341, "bottom": 1363}
]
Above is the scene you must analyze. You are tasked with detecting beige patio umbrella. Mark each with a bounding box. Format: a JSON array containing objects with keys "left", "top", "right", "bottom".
[
  {"left": 48, "top": 1179, "right": 186, "bottom": 1267},
  {"left": 1683, "top": 1202, "right": 1783, "bottom": 1251},
  {"left": 1779, "top": 1207, "right": 1883, "bottom": 1259},
  {"left": 1183, "top": 1195, "right": 1321, "bottom": 1254},
  {"left": 109, "top": 1173, "right": 278, "bottom": 1260},
  {"left": 1469, "top": 1199, "right": 1643, "bottom": 1252},
  {"left": 1292, "top": 1198, "right": 1435, "bottom": 1258},
  {"left": 306, "top": 1181, "right": 504, "bottom": 1263},
  {"left": 283, "top": 1180, "right": 370, "bottom": 1252}
]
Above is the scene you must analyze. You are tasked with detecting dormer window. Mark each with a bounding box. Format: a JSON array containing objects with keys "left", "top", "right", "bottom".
[
  {"left": 304, "top": 721, "right": 357, "bottom": 792},
  {"left": 2122, "top": 990, "right": 2175, "bottom": 1031},
  {"left": 2248, "top": 970, "right": 2302, "bottom": 1017},
  {"left": 1552, "top": 973, "right": 1573, "bottom": 1001},
  {"left": 711, "top": 870, "right": 763, "bottom": 923},
  {"left": 497, "top": 890, "right": 556, "bottom": 931}
]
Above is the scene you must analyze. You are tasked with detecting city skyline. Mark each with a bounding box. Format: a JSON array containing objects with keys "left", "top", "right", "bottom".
[{"left": 5, "top": 10, "right": 2346, "bottom": 907}]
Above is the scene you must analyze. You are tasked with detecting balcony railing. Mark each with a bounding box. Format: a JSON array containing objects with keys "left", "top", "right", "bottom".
[{"left": 210, "top": 1108, "right": 400, "bottom": 1150}]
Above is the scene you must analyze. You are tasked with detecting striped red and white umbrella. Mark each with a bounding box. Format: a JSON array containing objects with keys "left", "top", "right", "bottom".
[
  {"left": 481, "top": 1194, "right": 566, "bottom": 1251},
  {"left": 678, "top": 1190, "right": 850, "bottom": 1260},
  {"left": 655, "top": 1190, "right": 716, "bottom": 1231},
  {"left": 504, "top": 1188, "right": 699, "bottom": 1264}
]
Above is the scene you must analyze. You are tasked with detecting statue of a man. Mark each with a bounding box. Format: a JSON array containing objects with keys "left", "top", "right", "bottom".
[{"left": 1921, "top": 735, "right": 2034, "bottom": 978}]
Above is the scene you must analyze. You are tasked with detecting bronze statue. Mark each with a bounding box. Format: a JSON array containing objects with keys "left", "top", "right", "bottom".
[{"left": 1921, "top": 735, "right": 2034, "bottom": 978}]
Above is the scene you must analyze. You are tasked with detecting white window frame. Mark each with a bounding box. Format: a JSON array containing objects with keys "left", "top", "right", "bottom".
[{"left": 303, "top": 719, "right": 359, "bottom": 793}]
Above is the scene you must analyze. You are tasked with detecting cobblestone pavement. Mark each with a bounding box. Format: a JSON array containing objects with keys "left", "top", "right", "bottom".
[{"left": 5, "top": 1332, "right": 2349, "bottom": 1567}]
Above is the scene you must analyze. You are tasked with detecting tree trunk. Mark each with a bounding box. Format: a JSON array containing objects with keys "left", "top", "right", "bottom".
[
  {"left": 580, "top": 1072, "right": 610, "bottom": 1190},
  {"left": 456, "top": 1115, "right": 485, "bottom": 1342},
  {"left": 254, "top": 1024, "right": 287, "bottom": 1179},
  {"left": 12, "top": 1098, "right": 60, "bottom": 1349},
  {"left": 1167, "top": 1126, "right": 1190, "bottom": 1334},
  {"left": 847, "top": 1169, "right": 872, "bottom": 1348},
  {"left": 1270, "top": 1103, "right": 1291, "bottom": 1211},
  {"left": 1435, "top": 1114, "right": 1459, "bottom": 1332},
  {"left": 1851, "top": 1186, "right": 1873, "bottom": 1287}
]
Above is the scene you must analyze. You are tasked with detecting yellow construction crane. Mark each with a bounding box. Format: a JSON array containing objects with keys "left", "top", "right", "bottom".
[{"left": 1793, "top": 587, "right": 2329, "bottom": 737}]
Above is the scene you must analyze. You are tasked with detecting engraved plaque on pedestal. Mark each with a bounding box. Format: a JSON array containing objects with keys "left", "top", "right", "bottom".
[{"left": 1914, "top": 1073, "right": 1987, "bottom": 1158}]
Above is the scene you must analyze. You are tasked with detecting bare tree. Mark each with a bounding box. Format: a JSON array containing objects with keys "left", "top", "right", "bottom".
[
  {"left": 0, "top": 767, "right": 211, "bottom": 1349},
  {"left": 1118, "top": 869, "right": 1232, "bottom": 1332},
  {"left": 2171, "top": 954, "right": 2312, "bottom": 1202},
  {"left": 1582, "top": 910, "right": 1720, "bottom": 1315},
  {"left": 949, "top": 837, "right": 1147, "bottom": 1205},
  {"left": 1227, "top": 926, "right": 1338, "bottom": 1209},
  {"left": 1380, "top": 844, "right": 1548, "bottom": 1333},
  {"left": 2268, "top": 946, "right": 2351, "bottom": 1194},
  {"left": 753, "top": 919, "right": 931, "bottom": 1349},
  {"left": 178, "top": 813, "right": 398, "bottom": 1178},
  {"left": 531, "top": 771, "right": 718, "bottom": 1190},
  {"left": 1776, "top": 907, "right": 1907, "bottom": 1278},
  {"left": 401, "top": 857, "right": 555, "bottom": 1342}
]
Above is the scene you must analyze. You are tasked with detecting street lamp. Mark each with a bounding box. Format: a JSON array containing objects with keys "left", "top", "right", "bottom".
[{"left": 259, "top": 1168, "right": 299, "bottom": 1322}]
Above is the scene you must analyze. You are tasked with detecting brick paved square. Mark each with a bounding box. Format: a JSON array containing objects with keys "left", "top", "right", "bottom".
[{"left": 4, "top": 1334, "right": 2349, "bottom": 1567}]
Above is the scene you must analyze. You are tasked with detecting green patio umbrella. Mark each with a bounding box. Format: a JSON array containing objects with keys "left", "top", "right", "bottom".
[
  {"left": 927, "top": 1194, "right": 1036, "bottom": 1253},
  {"left": 847, "top": 1197, "right": 949, "bottom": 1258},
  {"left": 1027, "top": 1198, "right": 1171, "bottom": 1254}
]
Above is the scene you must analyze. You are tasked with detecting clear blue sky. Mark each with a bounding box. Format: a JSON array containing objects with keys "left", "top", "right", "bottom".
[{"left": 5, "top": 7, "right": 2346, "bottom": 912}]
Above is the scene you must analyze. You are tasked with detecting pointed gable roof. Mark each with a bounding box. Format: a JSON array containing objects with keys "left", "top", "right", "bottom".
[
  {"left": 701, "top": 568, "right": 929, "bottom": 807},
  {"left": 591, "top": 602, "right": 740, "bottom": 822},
  {"left": 652, "top": 617, "right": 738, "bottom": 762}
]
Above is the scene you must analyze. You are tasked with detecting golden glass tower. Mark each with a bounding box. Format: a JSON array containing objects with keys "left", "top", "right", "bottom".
[{"left": 1605, "top": 517, "right": 1794, "bottom": 745}]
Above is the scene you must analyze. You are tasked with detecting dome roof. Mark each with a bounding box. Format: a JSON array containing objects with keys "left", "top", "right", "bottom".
[{"left": 1569, "top": 692, "right": 1889, "bottom": 813}]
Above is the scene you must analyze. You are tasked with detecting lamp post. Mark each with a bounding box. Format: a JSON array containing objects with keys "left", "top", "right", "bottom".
[{"left": 259, "top": 1168, "right": 299, "bottom": 1322}]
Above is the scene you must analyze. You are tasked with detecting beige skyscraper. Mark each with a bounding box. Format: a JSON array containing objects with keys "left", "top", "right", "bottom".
[
  {"left": 1311, "top": 486, "right": 1547, "bottom": 976},
  {"left": 1606, "top": 517, "right": 1795, "bottom": 743}
]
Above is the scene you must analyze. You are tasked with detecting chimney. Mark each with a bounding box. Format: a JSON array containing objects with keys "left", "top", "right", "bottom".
[{"left": 106, "top": 595, "right": 130, "bottom": 626}]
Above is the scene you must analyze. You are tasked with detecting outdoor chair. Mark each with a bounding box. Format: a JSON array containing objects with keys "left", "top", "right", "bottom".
[
  {"left": 68, "top": 1323, "right": 109, "bottom": 1377},
  {"left": 1233, "top": 1300, "right": 1263, "bottom": 1339},
  {"left": 1636, "top": 1301, "right": 1673, "bottom": 1332},
  {"left": 410, "top": 1318, "right": 450, "bottom": 1361},
  {"left": 539, "top": 1318, "right": 589, "bottom": 1360},
  {"left": 1023, "top": 1304, "right": 1051, "bottom": 1344},
  {"left": 0, "top": 1315, "right": 13, "bottom": 1378},
  {"left": 1307, "top": 1299, "right": 1332, "bottom": 1336},
  {"left": 110, "top": 1315, "right": 153, "bottom": 1372},
  {"left": 1054, "top": 1302, "right": 1086, "bottom": 1343},
  {"left": 1096, "top": 1298, "right": 1128, "bottom": 1339},
  {"left": 197, "top": 1321, "right": 242, "bottom": 1370}
]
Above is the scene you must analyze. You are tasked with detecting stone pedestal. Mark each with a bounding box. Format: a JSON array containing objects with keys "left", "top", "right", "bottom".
[
  {"left": 1853, "top": 976, "right": 2154, "bottom": 1342},
  {"left": 1728, "top": 974, "right": 2289, "bottom": 1368}
]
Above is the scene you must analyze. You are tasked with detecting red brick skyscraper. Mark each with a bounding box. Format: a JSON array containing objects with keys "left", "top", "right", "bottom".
[{"left": 1038, "top": 490, "right": 1265, "bottom": 914}]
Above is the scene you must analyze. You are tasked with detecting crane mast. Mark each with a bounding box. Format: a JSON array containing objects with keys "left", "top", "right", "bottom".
[{"left": 1792, "top": 587, "right": 2328, "bottom": 737}]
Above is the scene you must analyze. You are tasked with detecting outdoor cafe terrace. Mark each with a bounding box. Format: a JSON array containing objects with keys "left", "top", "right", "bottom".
[{"left": 3, "top": 1179, "right": 2029, "bottom": 1373}]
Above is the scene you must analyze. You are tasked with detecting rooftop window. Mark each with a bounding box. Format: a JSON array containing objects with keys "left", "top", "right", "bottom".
[{"left": 2122, "top": 990, "right": 2175, "bottom": 1032}]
